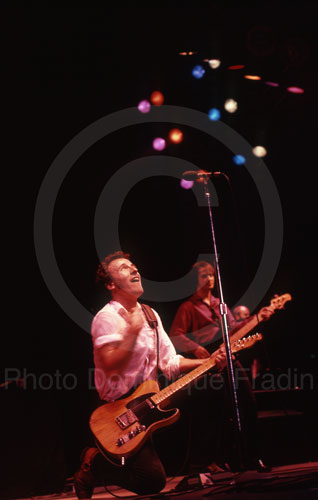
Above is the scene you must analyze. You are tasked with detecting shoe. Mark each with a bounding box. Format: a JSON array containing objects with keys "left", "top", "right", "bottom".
[
  {"left": 205, "top": 462, "right": 226, "bottom": 474},
  {"left": 74, "top": 447, "right": 99, "bottom": 499}
]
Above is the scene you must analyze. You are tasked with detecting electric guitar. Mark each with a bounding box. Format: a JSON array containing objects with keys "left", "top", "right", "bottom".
[{"left": 90, "top": 333, "right": 263, "bottom": 460}]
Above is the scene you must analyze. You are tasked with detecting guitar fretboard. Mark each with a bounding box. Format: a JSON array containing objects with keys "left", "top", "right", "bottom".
[{"left": 151, "top": 355, "right": 217, "bottom": 406}]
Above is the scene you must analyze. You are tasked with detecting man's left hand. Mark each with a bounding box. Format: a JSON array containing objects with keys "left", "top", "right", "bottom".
[
  {"left": 258, "top": 307, "right": 273, "bottom": 321},
  {"left": 214, "top": 347, "right": 227, "bottom": 371}
]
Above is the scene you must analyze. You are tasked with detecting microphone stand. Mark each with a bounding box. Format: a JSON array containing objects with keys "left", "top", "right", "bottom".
[{"left": 202, "top": 177, "right": 244, "bottom": 472}]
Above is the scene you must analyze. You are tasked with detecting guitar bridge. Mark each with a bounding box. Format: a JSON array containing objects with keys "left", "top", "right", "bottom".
[{"left": 116, "top": 409, "right": 138, "bottom": 430}]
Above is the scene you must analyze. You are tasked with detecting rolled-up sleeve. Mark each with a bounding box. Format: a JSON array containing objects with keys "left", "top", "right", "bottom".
[{"left": 91, "top": 312, "right": 122, "bottom": 349}]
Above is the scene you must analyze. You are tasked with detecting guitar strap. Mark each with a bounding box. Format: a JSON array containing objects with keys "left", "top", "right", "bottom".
[{"left": 140, "top": 303, "right": 160, "bottom": 374}]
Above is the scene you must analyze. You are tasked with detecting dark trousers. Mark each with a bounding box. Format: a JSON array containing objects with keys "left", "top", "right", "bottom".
[{"left": 91, "top": 438, "right": 166, "bottom": 495}]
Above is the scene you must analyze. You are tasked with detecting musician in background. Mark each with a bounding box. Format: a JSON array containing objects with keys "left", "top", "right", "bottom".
[
  {"left": 233, "top": 305, "right": 251, "bottom": 322},
  {"left": 74, "top": 251, "right": 227, "bottom": 499},
  {"left": 169, "top": 260, "right": 273, "bottom": 471},
  {"left": 233, "top": 305, "right": 268, "bottom": 387},
  {"left": 170, "top": 261, "right": 272, "bottom": 358}
]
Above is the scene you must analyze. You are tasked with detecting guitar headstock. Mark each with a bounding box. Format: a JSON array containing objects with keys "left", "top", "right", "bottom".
[
  {"left": 270, "top": 293, "right": 292, "bottom": 310},
  {"left": 231, "top": 333, "right": 263, "bottom": 354}
]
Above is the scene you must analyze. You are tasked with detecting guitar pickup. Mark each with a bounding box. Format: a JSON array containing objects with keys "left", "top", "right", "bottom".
[{"left": 116, "top": 409, "right": 138, "bottom": 429}]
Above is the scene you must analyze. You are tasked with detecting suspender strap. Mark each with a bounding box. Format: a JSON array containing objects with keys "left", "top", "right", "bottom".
[{"left": 140, "top": 303, "right": 159, "bottom": 373}]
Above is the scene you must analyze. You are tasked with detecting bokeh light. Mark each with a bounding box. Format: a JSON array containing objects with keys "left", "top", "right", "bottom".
[
  {"left": 233, "top": 154, "right": 246, "bottom": 165},
  {"left": 152, "top": 137, "right": 166, "bottom": 151},
  {"left": 264, "top": 81, "right": 279, "bottom": 87},
  {"left": 287, "top": 86, "right": 304, "bottom": 94},
  {"left": 137, "top": 100, "right": 151, "bottom": 113},
  {"left": 169, "top": 128, "right": 183, "bottom": 144},
  {"left": 208, "top": 108, "right": 221, "bottom": 121},
  {"left": 192, "top": 65, "right": 205, "bottom": 79},
  {"left": 180, "top": 179, "right": 194, "bottom": 190},
  {"left": 244, "top": 75, "right": 261, "bottom": 80},
  {"left": 252, "top": 146, "right": 267, "bottom": 157},
  {"left": 208, "top": 59, "right": 221, "bottom": 69},
  {"left": 224, "top": 98, "right": 238, "bottom": 113},
  {"left": 150, "top": 91, "right": 164, "bottom": 106},
  {"left": 228, "top": 64, "right": 245, "bottom": 70}
]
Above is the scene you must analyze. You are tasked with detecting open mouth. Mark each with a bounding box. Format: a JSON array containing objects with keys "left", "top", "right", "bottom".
[{"left": 130, "top": 277, "right": 140, "bottom": 283}]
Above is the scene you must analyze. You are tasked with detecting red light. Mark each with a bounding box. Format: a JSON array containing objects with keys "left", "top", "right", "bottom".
[
  {"left": 150, "top": 91, "right": 164, "bottom": 106},
  {"left": 228, "top": 64, "right": 245, "bottom": 70},
  {"left": 169, "top": 128, "right": 183, "bottom": 144}
]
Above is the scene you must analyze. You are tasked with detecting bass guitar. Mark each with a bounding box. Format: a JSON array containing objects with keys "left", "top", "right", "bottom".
[{"left": 225, "top": 293, "right": 292, "bottom": 350}]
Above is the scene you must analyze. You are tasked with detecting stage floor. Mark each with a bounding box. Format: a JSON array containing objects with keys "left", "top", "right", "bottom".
[{"left": 15, "top": 461, "right": 318, "bottom": 500}]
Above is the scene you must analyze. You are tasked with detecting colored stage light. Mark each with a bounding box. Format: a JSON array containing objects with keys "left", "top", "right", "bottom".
[
  {"left": 252, "top": 146, "right": 267, "bottom": 157},
  {"left": 137, "top": 100, "right": 151, "bottom": 113},
  {"left": 233, "top": 155, "right": 246, "bottom": 165},
  {"left": 208, "top": 108, "right": 221, "bottom": 121},
  {"left": 152, "top": 137, "right": 166, "bottom": 151},
  {"left": 192, "top": 65, "right": 205, "bottom": 79},
  {"left": 287, "top": 86, "right": 304, "bottom": 94},
  {"left": 244, "top": 75, "right": 261, "bottom": 80},
  {"left": 169, "top": 128, "right": 183, "bottom": 144},
  {"left": 264, "top": 81, "right": 279, "bottom": 87},
  {"left": 224, "top": 98, "right": 238, "bottom": 113},
  {"left": 228, "top": 64, "right": 245, "bottom": 70},
  {"left": 150, "top": 91, "right": 164, "bottom": 106},
  {"left": 180, "top": 179, "right": 194, "bottom": 190},
  {"left": 208, "top": 59, "right": 221, "bottom": 69}
]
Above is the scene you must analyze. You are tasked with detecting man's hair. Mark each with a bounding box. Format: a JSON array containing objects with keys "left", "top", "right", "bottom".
[
  {"left": 192, "top": 260, "right": 215, "bottom": 274},
  {"left": 96, "top": 251, "right": 130, "bottom": 286}
]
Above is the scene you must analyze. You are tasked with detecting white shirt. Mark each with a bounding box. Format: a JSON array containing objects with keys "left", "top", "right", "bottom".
[{"left": 91, "top": 300, "right": 182, "bottom": 401}]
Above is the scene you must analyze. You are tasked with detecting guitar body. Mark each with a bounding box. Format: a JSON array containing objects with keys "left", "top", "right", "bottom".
[{"left": 89, "top": 379, "right": 180, "bottom": 460}]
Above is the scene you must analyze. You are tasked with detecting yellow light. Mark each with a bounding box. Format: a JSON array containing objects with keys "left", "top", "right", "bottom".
[
  {"left": 244, "top": 75, "right": 261, "bottom": 80},
  {"left": 252, "top": 146, "right": 267, "bottom": 157},
  {"left": 208, "top": 59, "right": 221, "bottom": 69},
  {"left": 169, "top": 128, "right": 183, "bottom": 144},
  {"left": 224, "top": 98, "right": 238, "bottom": 113}
]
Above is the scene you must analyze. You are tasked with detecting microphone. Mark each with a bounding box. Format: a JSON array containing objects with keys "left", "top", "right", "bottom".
[{"left": 182, "top": 170, "right": 222, "bottom": 181}]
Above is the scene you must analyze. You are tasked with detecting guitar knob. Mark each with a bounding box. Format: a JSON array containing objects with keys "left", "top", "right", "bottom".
[{"left": 116, "top": 437, "right": 125, "bottom": 446}]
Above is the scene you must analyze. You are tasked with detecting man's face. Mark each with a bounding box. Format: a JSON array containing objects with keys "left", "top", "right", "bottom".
[
  {"left": 107, "top": 258, "right": 143, "bottom": 297},
  {"left": 197, "top": 264, "right": 215, "bottom": 291},
  {"left": 234, "top": 306, "right": 250, "bottom": 321}
]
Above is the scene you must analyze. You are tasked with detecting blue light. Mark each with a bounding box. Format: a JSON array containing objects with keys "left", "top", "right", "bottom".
[
  {"left": 192, "top": 65, "right": 205, "bottom": 79},
  {"left": 232, "top": 154, "right": 246, "bottom": 165},
  {"left": 208, "top": 108, "right": 221, "bottom": 121}
]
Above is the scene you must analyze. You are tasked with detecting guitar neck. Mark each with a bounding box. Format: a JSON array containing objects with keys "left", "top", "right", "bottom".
[
  {"left": 223, "top": 315, "right": 258, "bottom": 347},
  {"left": 151, "top": 355, "right": 217, "bottom": 407},
  {"left": 151, "top": 294, "right": 291, "bottom": 408}
]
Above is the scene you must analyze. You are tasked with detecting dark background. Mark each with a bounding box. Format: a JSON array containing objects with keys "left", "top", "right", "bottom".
[{"left": 2, "top": 3, "right": 318, "bottom": 498}]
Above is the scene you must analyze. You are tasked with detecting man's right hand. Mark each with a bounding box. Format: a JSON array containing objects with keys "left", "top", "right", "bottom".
[{"left": 122, "top": 306, "right": 144, "bottom": 335}]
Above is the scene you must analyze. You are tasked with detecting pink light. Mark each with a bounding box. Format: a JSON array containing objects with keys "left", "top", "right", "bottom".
[
  {"left": 287, "top": 86, "right": 304, "bottom": 94},
  {"left": 180, "top": 179, "right": 194, "bottom": 190},
  {"left": 264, "top": 81, "right": 279, "bottom": 87},
  {"left": 138, "top": 100, "right": 151, "bottom": 113},
  {"left": 152, "top": 137, "right": 166, "bottom": 151}
]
